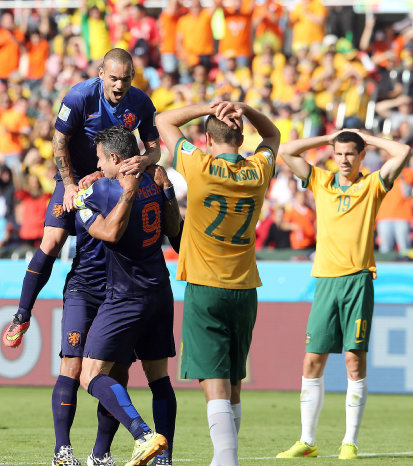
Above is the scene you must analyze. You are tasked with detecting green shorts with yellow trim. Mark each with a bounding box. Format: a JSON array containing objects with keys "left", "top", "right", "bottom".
[
  {"left": 306, "top": 270, "right": 374, "bottom": 354},
  {"left": 180, "top": 283, "right": 257, "bottom": 386}
]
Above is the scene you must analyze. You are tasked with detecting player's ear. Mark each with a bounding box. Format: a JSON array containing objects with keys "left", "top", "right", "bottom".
[
  {"left": 111, "top": 153, "right": 121, "bottom": 164},
  {"left": 98, "top": 66, "right": 104, "bottom": 80}
]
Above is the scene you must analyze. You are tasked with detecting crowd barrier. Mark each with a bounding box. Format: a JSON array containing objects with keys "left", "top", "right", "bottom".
[{"left": 1, "top": 260, "right": 412, "bottom": 393}]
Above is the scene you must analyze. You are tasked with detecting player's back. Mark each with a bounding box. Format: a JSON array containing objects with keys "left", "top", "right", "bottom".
[{"left": 83, "top": 175, "right": 170, "bottom": 296}]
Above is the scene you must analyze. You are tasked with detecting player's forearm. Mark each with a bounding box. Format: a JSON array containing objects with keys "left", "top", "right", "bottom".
[
  {"left": 142, "top": 139, "right": 161, "bottom": 165},
  {"left": 279, "top": 135, "right": 329, "bottom": 158},
  {"left": 157, "top": 104, "right": 214, "bottom": 128},
  {"left": 163, "top": 193, "right": 181, "bottom": 238},
  {"left": 244, "top": 105, "right": 280, "bottom": 139},
  {"left": 365, "top": 134, "right": 411, "bottom": 160},
  {"left": 100, "top": 186, "right": 138, "bottom": 243},
  {"left": 52, "top": 130, "right": 75, "bottom": 186}
]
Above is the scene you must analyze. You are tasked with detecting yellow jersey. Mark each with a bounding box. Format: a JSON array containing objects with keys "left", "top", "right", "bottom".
[
  {"left": 305, "top": 166, "right": 389, "bottom": 278},
  {"left": 173, "top": 137, "right": 276, "bottom": 289}
]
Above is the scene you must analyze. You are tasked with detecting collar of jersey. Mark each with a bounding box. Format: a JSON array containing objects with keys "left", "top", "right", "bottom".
[
  {"left": 99, "top": 81, "right": 127, "bottom": 115},
  {"left": 332, "top": 171, "right": 363, "bottom": 192},
  {"left": 215, "top": 153, "right": 244, "bottom": 163}
]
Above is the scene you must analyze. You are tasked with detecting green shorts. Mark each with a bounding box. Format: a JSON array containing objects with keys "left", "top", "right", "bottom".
[
  {"left": 306, "top": 271, "right": 374, "bottom": 354},
  {"left": 181, "top": 283, "right": 257, "bottom": 386}
]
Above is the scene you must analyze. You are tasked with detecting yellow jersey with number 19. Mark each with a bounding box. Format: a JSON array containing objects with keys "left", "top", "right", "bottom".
[
  {"left": 305, "top": 166, "right": 389, "bottom": 279},
  {"left": 173, "top": 137, "right": 276, "bottom": 289}
]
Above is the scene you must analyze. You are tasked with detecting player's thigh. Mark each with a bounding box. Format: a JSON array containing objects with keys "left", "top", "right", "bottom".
[
  {"left": 84, "top": 297, "right": 141, "bottom": 366},
  {"left": 61, "top": 292, "right": 99, "bottom": 358},
  {"left": 306, "top": 277, "right": 342, "bottom": 353},
  {"left": 44, "top": 180, "right": 76, "bottom": 246},
  {"left": 135, "top": 283, "right": 175, "bottom": 362},
  {"left": 340, "top": 271, "right": 374, "bottom": 352},
  {"left": 228, "top": 288, "right": 257, "bottom": 385},
  {"left": 181, "top": 284, "right": 232, "bottom": 381}
]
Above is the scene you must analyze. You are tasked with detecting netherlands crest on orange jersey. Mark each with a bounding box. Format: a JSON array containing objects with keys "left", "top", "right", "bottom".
[
  {"left": 68, "top": 331, "right": 81, "bottom": 347},
  {"left": 52, "top": 204, "right": 64, "bottom": 218},
  {"left": 123, "top": 112, "right": 136, "bottom": 129}
]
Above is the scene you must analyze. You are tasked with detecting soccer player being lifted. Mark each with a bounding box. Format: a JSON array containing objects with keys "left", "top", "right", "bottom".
[
  {"left": 3, "top": 48, "right": 160, "bottom": 348},
  {"left": 156, "top": 101, "right": 280, "bottom": 465},
  {"left": 75, "top": 125, "right": 180, "bottom": 466},
  {"left": 276, "top": 130, "right": 411, "bottom": 460}
]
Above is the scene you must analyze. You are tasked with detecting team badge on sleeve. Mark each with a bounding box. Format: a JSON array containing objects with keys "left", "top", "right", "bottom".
[
  {"left": 262, "top": 149, "right": 273, "bottom": 165},
  {"left": 58, "top": 104, "right": 71, "bottom": 122},
  {"left": 181, "top": 140, "right": 197, "bottom": 155}
]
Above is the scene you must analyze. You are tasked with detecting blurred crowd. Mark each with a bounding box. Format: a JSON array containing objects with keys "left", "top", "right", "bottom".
[{"left": 0, "top": 0, "right": 412, "bottom": 259}]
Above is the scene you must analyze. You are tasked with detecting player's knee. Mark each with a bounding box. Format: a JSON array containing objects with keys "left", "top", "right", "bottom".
[
  {"left": 79, "top": 371, "right": 92, "bottom": 391},
  {"left": 41, "top": 227, "right": 69, "bottom": 256},
  {"left": 60, "top": 356, "right": 82, "bottom": 380}
]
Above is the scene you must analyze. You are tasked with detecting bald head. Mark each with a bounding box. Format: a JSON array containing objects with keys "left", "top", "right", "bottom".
[{"left": 102, "top": 48, "right": 133, "bottom": 69}]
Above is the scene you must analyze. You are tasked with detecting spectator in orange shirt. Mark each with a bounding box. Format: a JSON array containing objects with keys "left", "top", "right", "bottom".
[
  {"left": 218, "top": 0, "right": 254, "bottom": 70},
  {"left": 289, "top": 0, "right": 328, "bottom": 51},
  {"left": 0, "top": 98, "right": 31, "bottom": 175},
  {"left": 159, "top": 0, "right": 187, "bottom": 74},
  {"left": 283, "top": 190, "right": 316, "bottom": 250},
  {"left": 376, "top": 166, "right": 413, "bottom": 253},
  {"left": 14, "top": 173, "right": 50, "bottom": 248},
  {"left": 176, "top": 0, "right": 217, "bottom": 79},
  {"left": 25, "top": 30, "right": 50, "bottom": 87},
  {"left": 253, "top": 0, "right": 284, "bottom": 46},
  {"left": 0, "top": 10, "right": 24, "bottom": 81}
]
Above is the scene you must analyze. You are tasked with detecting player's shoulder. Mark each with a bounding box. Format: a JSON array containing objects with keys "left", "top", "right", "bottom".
[
  {"left": 127, "top": 85, "right": 153, "bottom": 104},
  {"left": 66, "top": 78, "right": 100, "bottom": 98}
]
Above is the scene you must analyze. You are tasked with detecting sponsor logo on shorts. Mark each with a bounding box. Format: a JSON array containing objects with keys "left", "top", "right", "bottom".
[
  {"left": 305, "top": 332, "right": 311, "bottom": 344},
  {"left": 123, "top": 112, "right": 136, "bottom": 129},
  {"left": 58, "top": 103, "right": 71, "bottom": 122},
  {"left": 52, "top": 204, "right": 64, "bottom": 218},
  {"left": 68, "top": 331, "right": 81, "bottom": 348},
  {"left": 181, "top": 140, "right": 196, "bottom": 155}
]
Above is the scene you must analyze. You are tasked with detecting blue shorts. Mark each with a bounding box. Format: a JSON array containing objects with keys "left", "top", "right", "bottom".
[
  {"left": 84, "top": 284, "right": 176, "bottom": 365},
  {"left": 60, "top": 291, "right": 103, "bottom": 358},
  {"left": 44, "top": 180, "right": 76, "bottom": 235}
]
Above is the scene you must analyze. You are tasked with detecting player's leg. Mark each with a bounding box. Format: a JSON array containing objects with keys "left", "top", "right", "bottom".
[
  {"left": 141, "top": 359, "right": 176, "bottom": 466},
  {"left": 210, "top": 381, "right": 242, "bottom": 466},
  {"left": 201, "top": 378, "right": 238, "bottom": 466},
  {"left": 339, "top": 271, "right": 373, "bottom": 459},
  {"left": 88, "top": 363, "right": 129, "bottom": 466},
  {"left": 52, "top": 356, "right": 82, "bottom": 466},
  {"left": 278, "top": 277, "right": 342, "bottom": 458},
  {"left": 3, "top": 180, "right": 73, "bottom": 348}
]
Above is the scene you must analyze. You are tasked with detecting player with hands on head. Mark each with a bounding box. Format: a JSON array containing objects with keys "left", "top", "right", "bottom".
[
  {"left": 276, "top": 129, "right": 411, "bottom": 460},
  {"left": 75, "top": 125, "right": 179, "bottom": 466},
  {"left": 156, "top": 100, "right": 280, "bottom": 465},
  {"left": 3, "top": 48, "right": 161, "bottom": 350}
]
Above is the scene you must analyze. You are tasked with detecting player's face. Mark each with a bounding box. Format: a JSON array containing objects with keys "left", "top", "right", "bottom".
[
  {"left": 100, "top": 59, "right": 134, "bottom": 106},
  {"left": 333, "top": 141, "right": 364, "bottom": 179},
  {"left": 96, "top": 144, "right": 118, "bottom": 178}
]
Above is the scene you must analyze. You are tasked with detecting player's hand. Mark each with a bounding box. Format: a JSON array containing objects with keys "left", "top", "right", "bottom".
[
  {"left": 146, "top": 164, "right": 171, "bottom": 189},
  {"left": 118, "top": 172, "right": 141, "bottom": 192},
  {"left": 63, "top": 183, "right": 79, "bottom": 212},
  {"left": 119, "top": 155, "right": 150, "bottom": 177},
  {"left": 326, "top": 130, "right": 345, "bottom": 145},
  {"left": 211, "top": 101, "right": 244, "bottom": 130},
  {"left": 78, "top": 171, "right": 104, "bottom": 189}
]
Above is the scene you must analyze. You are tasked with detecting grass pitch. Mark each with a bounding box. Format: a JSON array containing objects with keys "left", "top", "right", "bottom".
[{"left": 0, "top": 387, "right": 412, "bottom": 465}]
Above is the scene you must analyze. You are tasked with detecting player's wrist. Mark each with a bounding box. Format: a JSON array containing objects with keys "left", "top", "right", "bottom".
[{"left": 163, "top": 185, "right": 175, "bottom": 201}]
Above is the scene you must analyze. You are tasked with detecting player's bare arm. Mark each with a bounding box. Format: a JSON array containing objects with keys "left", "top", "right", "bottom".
[
  {"left": 87, "top": 174, "right": 141, "bottom": 243},
  {"left": 358, "top": 132, "right": 411, "bottom": 187},
  {"left": 52, "top": 129, "right": 78, "bottom": 212},
  {"left": 146, "top": 164, "right": 181, "bottom": 238},
  {"left": 119, "top": 138, "right": 161, "bottom": 177},
  {"left": 213, "top": 101, "right": 281, "bottom": 154},
  {"left": 156, "top": 103, "right": 215, "bottom": 155},
  {"left": 278, "top": 132, "right": 340, "bottom": 181}
]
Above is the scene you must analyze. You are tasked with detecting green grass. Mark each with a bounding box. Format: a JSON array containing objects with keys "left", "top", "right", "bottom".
[{"left": 0, "top": 387, "right": 413, "bottom": 465}]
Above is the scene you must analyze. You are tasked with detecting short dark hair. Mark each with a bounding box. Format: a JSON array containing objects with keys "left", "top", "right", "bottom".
[
  {"left": 205, "top": 115, "right": 243, "bottom": 146},
  {"left": 94, "top": 125, "right": 138, "bottom": 160},
  {"left": 102, "top": 48, "right": 133, "bottom": 69},
  {"left": 332, "top": 131, "right": 365, "bottom": 153}
]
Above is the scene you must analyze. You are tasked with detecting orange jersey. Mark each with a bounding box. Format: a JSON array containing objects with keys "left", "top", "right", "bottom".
[
  {"left": 0, "top": 29, "right": 19, "bottom": 79},
  {"left": 253, "top": 0, "right": 283, "bottom": 39},
  {"left": 177, "top": 9, "right": 214, "bottom": 66},
  {"left": 220, "top": 4, "right": 253, "bottom": 57},
  {"left": 159, "top": 9, "right": 186, "bottom": 55},
  {"left": 289, "top": 0, "right": 327, "bottom": 47},
  {"left": 376, "top": 168, "right": 413, "bottom": 222},
  {"left": 27, "top": 39, "right": 49, "bottom": 80}
]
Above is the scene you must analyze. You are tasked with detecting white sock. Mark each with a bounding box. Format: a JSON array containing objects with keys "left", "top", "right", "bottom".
[
  {"left": 300, "top": 376, "right": 324, "bottom": 446},
  {"left": 210, "top": 402, "right": 241, "bottom": 466},
  {"left": 232, "top": 402, "right": 242, "bottom": 433},
  {"left": 342, "top": 377, "right": 368, "bottom": 445},
  {"left": 207, "top": 399, "right": 238, "bottom": 466}
]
